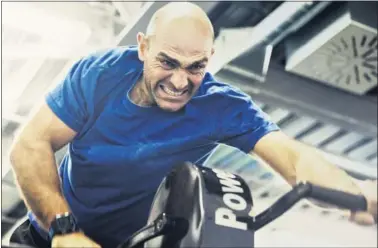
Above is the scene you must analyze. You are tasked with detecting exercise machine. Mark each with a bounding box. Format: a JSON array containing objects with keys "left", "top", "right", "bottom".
[{"left": 118, "top": 162, "right": 368, "bottom": 248}]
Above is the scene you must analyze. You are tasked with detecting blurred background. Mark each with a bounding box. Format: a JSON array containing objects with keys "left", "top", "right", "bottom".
[{"left": 1, "top": 1, "right": 377, "bottom": 247}]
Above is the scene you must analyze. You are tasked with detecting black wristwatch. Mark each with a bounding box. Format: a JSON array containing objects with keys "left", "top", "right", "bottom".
[{"left": 48, "top": 212, "right": 80, "bottom": 240}]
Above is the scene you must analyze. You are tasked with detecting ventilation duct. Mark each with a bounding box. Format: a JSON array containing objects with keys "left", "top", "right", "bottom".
[
  {"left": 210, "top": 1, "right": 330, "bottom": 82},
  {"left": 285, "top": 2, "right": 378, "bottom": 95}
]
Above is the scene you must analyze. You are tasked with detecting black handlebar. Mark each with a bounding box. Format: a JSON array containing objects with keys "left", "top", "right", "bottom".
[
  {"left": 309, "top": 183, "right": 367, "bottom": 211},
  {"left": 252, "top": 181, "right": 367, "bottom": 230},
  {"left": 5, "top": 178, "right": 370, "bottom": 248},
  {"left": 251, "top": 181, "right": 310, "bottom": 230},
  {"left": 118, "top": 181, "right": 368, "bottom": 248}
]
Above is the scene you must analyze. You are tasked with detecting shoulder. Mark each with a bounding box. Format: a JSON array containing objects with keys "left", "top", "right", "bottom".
[
  {"left": 87, "top": 45, "right": 140, "bottom": 68},
  {"left": 77, "top": 45, "right": 142, "bottom": 77},
  {"left": 198, "top": 73, "right": 254, "bottom": 107},
  {"left": 60, "top": 46, "right": 142, "bottom": 111}
]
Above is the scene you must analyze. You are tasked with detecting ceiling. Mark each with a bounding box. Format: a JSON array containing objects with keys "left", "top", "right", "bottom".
[{"left": 1, "top": 1, "right": 377, "bottom": 243}]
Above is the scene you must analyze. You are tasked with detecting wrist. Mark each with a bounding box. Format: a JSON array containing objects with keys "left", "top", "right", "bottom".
[{"left": 48, "top": 212, "right": 80, "bottom": 240}]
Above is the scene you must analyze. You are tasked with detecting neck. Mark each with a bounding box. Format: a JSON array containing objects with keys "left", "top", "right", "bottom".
[{"left": 129, "top": 76, "right": 154, "bottom": 107}]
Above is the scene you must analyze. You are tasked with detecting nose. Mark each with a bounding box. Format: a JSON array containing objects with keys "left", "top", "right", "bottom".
[{"left": 170, "top": 69, "right": 189, "bottom": 91}]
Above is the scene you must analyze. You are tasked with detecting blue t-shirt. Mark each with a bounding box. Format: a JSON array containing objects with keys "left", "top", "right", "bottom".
[{"left": 29, "top": 46, "right": 279, "bottom": 247}]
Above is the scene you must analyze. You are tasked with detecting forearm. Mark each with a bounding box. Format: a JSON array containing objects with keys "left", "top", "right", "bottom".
[
  {"left": 10, "top": 139, "right": 71, "bottom": 231},
  {"left": 254, "top": 132, "right": 375, "bottom": 222},
  {"left": 290, "top": 142, "right": 361, "bottom": 195},
  {"left": 254, "top": 132, "right": 361, "bottom": 195}
]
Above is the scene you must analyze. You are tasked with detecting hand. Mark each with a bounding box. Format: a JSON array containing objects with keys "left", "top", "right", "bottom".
[
  {"left": 349, "top": 179, "right": 377, "bottom": 226},
  {"left": 52, "top": 232, "right": 101, "bottom": 248}
]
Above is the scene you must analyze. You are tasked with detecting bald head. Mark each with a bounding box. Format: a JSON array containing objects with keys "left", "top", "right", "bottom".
[
  {"left": 134, "top": 2, "right": 215, "bottom": 112},
  {"left": 146, "top": 2, "right": 214, "bottom": 42}
]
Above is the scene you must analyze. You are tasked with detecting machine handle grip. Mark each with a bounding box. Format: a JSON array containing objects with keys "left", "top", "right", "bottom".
[
  {"left": 309, "top": 184, "right": 368, "bottom": 212},
  {"left": 117, "top": 213, "right": 175, "bottom": 248},
  {"left": 252, "top": 182, "right": 369, "bottom": 231}
]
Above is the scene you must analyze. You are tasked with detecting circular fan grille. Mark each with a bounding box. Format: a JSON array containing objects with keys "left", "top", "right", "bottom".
[{"left": 295, "top": 25, "right": 377, "bottom": 94}]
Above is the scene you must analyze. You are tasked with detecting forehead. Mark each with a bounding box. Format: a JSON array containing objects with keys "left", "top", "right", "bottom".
[
  {"left": 151, "top": 22, "right": 213, "bottom": 61},
  {"left": 160, "top": 40, "right": 211, "bottom": 61}
]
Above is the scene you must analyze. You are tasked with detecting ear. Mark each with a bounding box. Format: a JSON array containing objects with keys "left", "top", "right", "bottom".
[
  {"left": 207, "top": 46, "right": 215, "bottom": 62},
  {"left": 136, "top": 32, "right": 148, "bottom": 61}
]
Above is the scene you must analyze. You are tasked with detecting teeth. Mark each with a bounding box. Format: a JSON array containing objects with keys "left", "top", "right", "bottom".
[{"left": 161, "top": 85, "right": 185, "bottom": 96}]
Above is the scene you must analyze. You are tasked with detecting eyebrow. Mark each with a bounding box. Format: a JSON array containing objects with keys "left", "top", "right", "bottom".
[{"left": 157, "top": 52, "right": 208, "bottom": 67}]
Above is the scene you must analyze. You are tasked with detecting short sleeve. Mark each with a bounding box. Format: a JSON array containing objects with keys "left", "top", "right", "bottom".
[
  {"left": 45, "top": 57, "right": 97, "bottom": 132},
  {"left": 217, "top": 87, "right": 280, "bottom": 153}
]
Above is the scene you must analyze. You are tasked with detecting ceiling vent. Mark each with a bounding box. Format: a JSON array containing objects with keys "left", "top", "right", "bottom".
[{"left": 285, "top": 2, "right": 377, "bottom": 95}]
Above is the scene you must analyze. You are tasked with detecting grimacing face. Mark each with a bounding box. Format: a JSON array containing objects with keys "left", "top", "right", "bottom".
[{"left": 137, "top": 32, "right": 214, "bottom": 112}]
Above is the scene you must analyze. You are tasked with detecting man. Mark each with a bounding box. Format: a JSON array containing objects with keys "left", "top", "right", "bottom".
[{"left": 9, "top": 2, "right": 377, "bottom": 248}]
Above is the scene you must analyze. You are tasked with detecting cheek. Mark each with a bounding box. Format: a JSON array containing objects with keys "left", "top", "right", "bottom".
[
  {"left": 145, "top": 65, "right": 168, "bottom": 82},
  {"left": 189, "top": 74, "right": 205, "bottom": 87},
  {"left": 153, "top": 71, "right": 172, "bottom": 86}
]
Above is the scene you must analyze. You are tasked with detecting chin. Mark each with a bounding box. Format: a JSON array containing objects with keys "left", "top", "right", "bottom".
[
  {"left": 157, "top": 100, "right": 187, "bottom": 112},
  {"left": 159, "top": 104, "right": 185, "bottom": 112}
]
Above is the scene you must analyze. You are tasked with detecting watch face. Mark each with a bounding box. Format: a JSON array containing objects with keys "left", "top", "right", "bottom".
[
  {"left": 57, "top": 217, "right": 75, "bottom": 233},
  {"left": 52, "top": 214, "right": 78, "bottom": 235}
]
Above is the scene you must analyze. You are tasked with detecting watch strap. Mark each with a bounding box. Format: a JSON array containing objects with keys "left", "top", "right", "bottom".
[{"left": 48, "top": 212, "right": 80, "bottom": 240}]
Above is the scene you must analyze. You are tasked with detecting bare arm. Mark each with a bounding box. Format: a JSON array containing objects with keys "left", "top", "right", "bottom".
[
  {"left": 252, "top": 131, "right": 376, "bottom": 224},
  {"left": 252, "top": 131, "right": 360, "bottom": 193},
  {"left": 10, "top": 102, "right": 77, "bottom": 231}
]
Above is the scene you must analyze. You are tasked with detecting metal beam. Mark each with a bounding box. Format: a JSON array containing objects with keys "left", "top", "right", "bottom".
[
  {"left": 207, "top": 1, "right": 329, "bottom": 75},
  {"left": 115, "top": 2, "right": 167, "bottom": 46},
  {"left": 116, "top": 1, "right": 220, "bottom": 46},
  {"left": 215, "top": 65, "right": 377, "bottom": 138}
]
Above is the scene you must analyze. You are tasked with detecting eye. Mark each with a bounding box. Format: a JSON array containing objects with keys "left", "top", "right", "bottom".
[
  {"left": 188, "top": 64, "right": 205, "bottom": 74},
  {"left": 192, "top": 64, "right": 205, "bottom": 70},
  {"left": 161, "top": 60, "right": 175, "bottom": 69}
]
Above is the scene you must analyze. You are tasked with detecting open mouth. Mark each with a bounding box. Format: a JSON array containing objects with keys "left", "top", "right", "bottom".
[{"left": 159, "top": 84, "right": 188, "bottom": 97}]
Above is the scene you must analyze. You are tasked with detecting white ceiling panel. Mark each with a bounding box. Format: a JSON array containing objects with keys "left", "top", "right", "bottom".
[
  {"left": 266, "top": 108, "right": 292, "bottom": 123},
  {"left": 347, "top": 139, "right": 377, "bottom": 160},
  {"left": 299, "top": 124, "right": 341, "bottom": 146},
  {"left": 281, "top": 116, "right": 317, "bottom": 138},
  {"left": 323, "top": 132, "right": 364, "bottom": 154}
]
